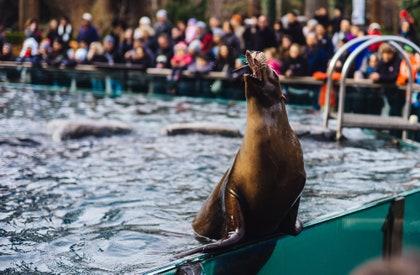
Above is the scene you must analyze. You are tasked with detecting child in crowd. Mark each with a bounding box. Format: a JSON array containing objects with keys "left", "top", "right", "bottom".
[
  {"left": 188, "top": 54, "right": 213, "bottom": 76},
  {"left": 280, "top": 43, "right": 308, "bottom": 77},
  {"left": 264, "top": 47, "right": 281, "bottom": 75},
  {"left": 124, "top": 45, "right": 152, "bottom": 69},
  {"left": 169, "top": 42, "right": 192, "bottom": 81}
]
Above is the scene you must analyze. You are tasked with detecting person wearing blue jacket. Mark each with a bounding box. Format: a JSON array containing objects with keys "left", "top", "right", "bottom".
[{"left": 77, "top": 13, "right": 99, "bottom": 46}]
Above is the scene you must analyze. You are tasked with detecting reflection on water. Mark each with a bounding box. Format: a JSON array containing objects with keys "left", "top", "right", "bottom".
[{"left": 0, "top": 85, "right": 419, "bottom": 273}]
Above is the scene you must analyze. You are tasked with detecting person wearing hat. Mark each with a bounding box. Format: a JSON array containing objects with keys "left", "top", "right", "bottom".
[
  {"left": 367, "top": 23, "right": 382, "bottom": 53},
  {"left": 134, "top": 16, "right": 155, "bottom": 40},
  {"left": 154, "top": 9, "right": 172, "bottom": 37},
  {"left": 77, "top": 12, "right": 99, "bottom": 46}
]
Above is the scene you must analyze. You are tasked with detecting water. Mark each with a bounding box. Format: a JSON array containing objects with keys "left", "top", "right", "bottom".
[{"left": 0, "top": 85, "right": 419, "bottom": 273}]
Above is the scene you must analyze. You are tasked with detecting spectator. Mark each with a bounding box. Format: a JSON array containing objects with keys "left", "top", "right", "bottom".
[
  {"left": 109, "top": 19, "right": 126, "bottom": 51},
  {"left": 120, "top": 28, "right": 134, "bottom": 57},
  {"left": 273, "top": 20, "right": 286, "bottom": 46},
  {"left": 370, "top": 43, "right": 402, "bottom": 117},
  {"left": 74, "top": 40, "right": 89, "bottom": 64},
  {"left": 209, "top": 16, "right": 221, "bottom": 33},
  {"left": 367, "top": 23, "right": 382, "bottom": 53},
  {"left": 77, "top": 13, "right": 99, "bottom": 45},
  {"left": 280, "top": 43, "right": 308, "bottom": 77},
  {"left": 315, "top": 24, "right": 334, "bottom": 58},
  {"left": 154, "top": 33, "right": 173, "bottom": 68},
  {"left": 400, "top": 20, "right": 417, "bottom": 44},
  {"left": 188, "top": 54, "right": 213, "bottom": 75},
  {"left": 0, "top": 43, "right": 15, "bottom": 61},
  {"left": 0, "top": 24, "right": 5, "bottom": 51},
  {"left": 45, "top": 38, "right": 67, "bottom": 67},
  {"left": 168, "top": 42, "right": 192, "bottom": 88},
  {"left": 221, "top": 21, "right": 241, "bottom": 58},
  {"left": 303, "top": 19, "right": 318, "bottom": 37},
  {"left": 154, "top": 9, "right": 172, "bottom": 37},
  {"left": 124, "top": 45, "right": 152, "bottom": 69},
  {"left": 46, "top": 19, "right": 59, "bottom": 44},
  {"left": 101, "top": 35, "right": 123, "bottom": 65},
  {"left": 332, "top": 19, "right": 352, "bottom": 50},
  {"left": 134, "top": 16, "right": 155, "bottom": 40},
  {"left": 17, "top": 36, "right": 39, "bottom": 63},
  {"left": 255, "top": 15, "right": 277, "bottom": 51},
  {"left": 314, "top": 7, "right": 329, "bottom": 28},
  {"left": 196, "top": 21, "right": 213, "bottom": 55},
  {"left": 171, "top": 26, "right": 185, "bottom": 45},
  {"left": 87, "top": 41, "right": 106, "bottom": 63},
  {"left": 210, "top": 28, "right": 224, "bottom": 60},
  {"left": 330, "top": 8, "right": 343, "bottom": 34},
  {"left": 230, "top": 14, "right": 245, "bottom": 50},
  {"left": 264, "top": 47, "right": 281, "bottom": 75},
  {"left": 213, "top": 44, "right": 235, "bottom": 74},
  {"left": 243, "top": 16, "right": 259, "bottom": 51},
  {"left": 278, "top": 35, "right": 293, "bottom": 60},
  {"left": 57, "top": 16, "right": 72, "bottom": 46},
  {"left": 285, "top": 12, "right": 305, "bottom": 45},
  {"left": 185, "top": 18, "right": 198, "bottom": 44},
  {"left": 24, "top": 19, "right": 42, "bottom": 43},
  {"left": 305, "top": 32, "right": 328, "bottom": 75}
]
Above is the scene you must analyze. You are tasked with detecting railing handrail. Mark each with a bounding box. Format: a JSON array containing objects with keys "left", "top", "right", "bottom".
[
  {"left": 336, "top": 35, "right": 420, "bottom": 140},
  {"left": 1, "top": 61, "right": 419, "bottom": 91}
]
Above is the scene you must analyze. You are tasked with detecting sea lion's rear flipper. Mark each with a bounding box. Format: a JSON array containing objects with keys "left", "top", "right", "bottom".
[{"left": 277, "top": 197, "right": 303, "bottom": 236}]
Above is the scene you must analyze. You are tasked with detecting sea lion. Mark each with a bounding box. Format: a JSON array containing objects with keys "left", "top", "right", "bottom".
[{"left": 181, "top": 51, "right": 306, "bottom": 257}]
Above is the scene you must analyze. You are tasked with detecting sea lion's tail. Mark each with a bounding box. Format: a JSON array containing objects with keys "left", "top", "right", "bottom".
[{"left": 174, "top": 226, "right": 245, "bottom": 259}]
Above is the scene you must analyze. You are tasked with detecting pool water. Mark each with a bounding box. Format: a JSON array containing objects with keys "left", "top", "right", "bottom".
[{"left": 0, "top": 85, "right": 419, "bottom": 273}]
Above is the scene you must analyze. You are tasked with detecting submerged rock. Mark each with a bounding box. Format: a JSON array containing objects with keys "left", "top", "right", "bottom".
[
  {"left": 0, "top": 137, "right": 41, "bottom": 147},
  {"left": 162, "top": 122, "right": 242, "bottom": 138},
  {"left": 47, "top": 119, "right": 133, "bottom": 141}
]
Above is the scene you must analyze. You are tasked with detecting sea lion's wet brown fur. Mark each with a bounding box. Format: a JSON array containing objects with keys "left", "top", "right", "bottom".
[{"left": 188, "top": 51, "right": 306, "bottom": 254}]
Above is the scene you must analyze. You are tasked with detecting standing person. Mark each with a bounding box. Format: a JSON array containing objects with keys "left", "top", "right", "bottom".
[
  {"left": 24, "top": 19, "right": 42, "bottom": 42},
  {"left": 221, "top": 21, "right": 241, "bottom": 58},
  {"left": 242, "top": 16, "right": 259, "bottom": 51},
  {"left": 77, "top": 13, "right": 99, "bottom": 45},
  {"left": 332, "top": 19, "right": 352, "bottom": 50},
  {"left": 57, "top": 16, "right": 72, "bottom": 47},
  {"left": 330, "top": 8, "right": 343, "bottom": 34},
  {"left": 213, "top": 44, "right": 235, "bottom": 74},
  {"left": 154, "top": 33, "right": 173, "bottom": 68},
  {"left": 154, "top": 9, "right": 172, "bottom": 37},
  {"left": 196, "top": 21, "right": 213, "bottom": 55},
  {"left": 119, "top": 28, "right": 134, "bottom": 57},
  {"left": 134, "top": 16, "right": 155, "bottom": 40},
  {"left": 285, "top": 12, "right": 305, "bottom": 45},
  {"left": 315, "top": 24, "right": 334, "bottom": 59},
  {"left": 278, "top": 35, "right": 293, "bottom": 60},
  {"left": 46, "top": 19, "right": 59, "bottom": 44},
  {"left": 230, "top": 14, "right": 245, "bottom": 50},
  {"left": 367, "top": 23, "right": 382, "bottom": 53},
  {"left": 305, "top": 32, "right": 328, "bottom": 75},
  {"left": 400, "top": 20, "right": 417, "bottom": 44},
  {"left": 45, "top": 38, "right": 67, "bottom": 67},
  {"left": 370, "top": 43, "right": 402, "bottom": 117},
  {"left": 273, "top": 20, "right": 286, "bottom": 46},
  {"left": 256, "top": 15, "right": 277, "bottom": 51},
  {"left": 314, "top": 7, "right": 329, "bottom": 28},
  {"left": 209, "top": 16, "right": 221, "bottom": 33}
]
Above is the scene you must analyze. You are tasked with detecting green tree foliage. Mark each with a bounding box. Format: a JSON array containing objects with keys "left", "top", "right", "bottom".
[{"left": 165, "top": 0, "right": 207, "bottom": 22}]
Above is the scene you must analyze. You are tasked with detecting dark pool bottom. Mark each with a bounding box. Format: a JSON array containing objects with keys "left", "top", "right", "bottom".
[{"left": 0, "top": 85, "right": 419, "bottom": 273}]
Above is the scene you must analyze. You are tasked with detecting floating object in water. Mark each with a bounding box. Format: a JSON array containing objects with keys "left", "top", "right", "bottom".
[
  {"left": 0, "top": 137, "right": 41, "bottom": 147},
  {"left": 47, "top": 119, "right": 132, "bottom": 141},
  {"left": 182, "top": 51, "right": 306, "bottom": 261},
  {"left": 162, "top": 122, "right": 242, "bottom": 138}
]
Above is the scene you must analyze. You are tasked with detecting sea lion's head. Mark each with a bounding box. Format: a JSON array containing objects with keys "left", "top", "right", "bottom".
[{"left": 244, "top": 51, "right": 285, "bottom": 107}]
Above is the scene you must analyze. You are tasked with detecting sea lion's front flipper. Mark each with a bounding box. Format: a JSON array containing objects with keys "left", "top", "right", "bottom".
[
  {"left": 174, "top": 191, "right": 245, "bottom": 258},
  {"left": 277, "top": 197, "right": 303, "bottom": 236}
]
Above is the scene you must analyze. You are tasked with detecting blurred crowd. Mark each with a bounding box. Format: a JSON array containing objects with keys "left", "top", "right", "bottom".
[{"left": 0, "top": 8, "right": 417, "bottom": 78}]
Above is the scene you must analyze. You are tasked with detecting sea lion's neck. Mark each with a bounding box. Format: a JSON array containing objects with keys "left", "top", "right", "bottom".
[{"left": 246, "top": 98, "right": 290, "bottom": 129}]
